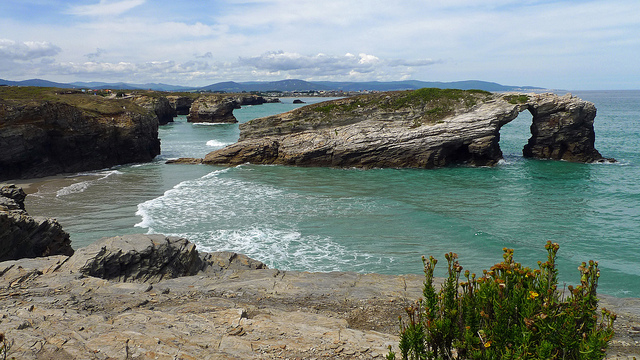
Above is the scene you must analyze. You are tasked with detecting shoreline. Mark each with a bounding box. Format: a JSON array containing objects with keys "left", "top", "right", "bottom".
[
  {"left": 1, "top": 172, "right": 105, "bottom": 195},
  {"left": 1, "top": 174, "right": 639, "bottom": 300}
]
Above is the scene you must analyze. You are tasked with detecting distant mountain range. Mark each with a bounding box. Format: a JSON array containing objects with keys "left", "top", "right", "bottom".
[{"left": 0, "top": 78, "right": 545, "bottom": 93}]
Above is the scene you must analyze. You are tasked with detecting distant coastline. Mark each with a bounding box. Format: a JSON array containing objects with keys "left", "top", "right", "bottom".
[{"left": 0, "top": 78, "right": 548, "bottom": 93}]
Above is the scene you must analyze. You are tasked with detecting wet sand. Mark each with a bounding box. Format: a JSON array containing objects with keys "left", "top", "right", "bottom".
[{"left": 1, "top": 173, "right": 104, "bottom": 195}]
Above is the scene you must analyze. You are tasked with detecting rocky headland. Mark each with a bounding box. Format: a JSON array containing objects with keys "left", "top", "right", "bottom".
[
  {"left": 0, "top": 87, "right": 280, "bottom": 181},
  {"left": 0, "top": 87, "right": 161, "bottom": 180},
  {"left": 187, "top": 89, "right": 610, "bottom": 168}
]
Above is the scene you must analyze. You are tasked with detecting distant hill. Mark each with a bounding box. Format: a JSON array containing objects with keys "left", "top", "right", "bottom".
[
  {"left": 199, "top": 79, "right": 332, "bottom": 92},
  {"left": 0, "top": 78, "right": 75, "bottom": 88},
  {"left": 0, "top": 78, "right": 545, "bottom": 93},
  {"left": 69, "top": 82, "right": 193, "bottom": 91},
  {"left": 199, "top": 79, "right": 544, "bottom": 92}
]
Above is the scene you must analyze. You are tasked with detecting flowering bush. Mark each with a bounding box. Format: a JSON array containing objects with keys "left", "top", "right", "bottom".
[
  {"left": 0, "top": 332, "right": 12, "bottom": 360},
  {"left": 387, "top": 241, "right": 616, "bottom": 360}
]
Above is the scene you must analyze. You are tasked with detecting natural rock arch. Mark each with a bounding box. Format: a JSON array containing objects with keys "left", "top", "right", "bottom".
[
  {"left": 170, "top": 90, "right": 611, "bottom": 168},
  {"left": 466, "top": 92, "right": 607, "bottom": 166}
]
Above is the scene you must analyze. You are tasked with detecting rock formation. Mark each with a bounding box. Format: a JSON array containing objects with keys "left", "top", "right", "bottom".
[
  {"left": 63, "top": 234, "right": 267, "bottom": 283},
  {"left": 0, "top": 185, "right": 73, "bottom": 261},
  {"left": 131, "top": 94, "right": 175, "bottom": 125},
  {"left": 186, "top": 94, "right": 279, "bottom": 123},
  {"left": 0, "top": 87, "right": 161, "bottom": 180},
  {"left": 186, "top": 94, "right": 239, "bottom": 123},
  {"left": 199, "top": 89, "right": 610, "bottom": 168},
  {"left": 166, "top": 95, "right": 195, "bottom": 115}
]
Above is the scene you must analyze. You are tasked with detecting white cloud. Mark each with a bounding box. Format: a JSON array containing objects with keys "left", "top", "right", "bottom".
[
  {"left": 68, "top": 0, "right": 146, "bottom": 17},
  {"left": 1, "top": 0, "right": 639, "bottom": 88},
  {"left": 0, "top": 39, "right": 61, "bottom": 61},
  {"left": 237, "top": 51, "right": 435, "bottom": 78}
]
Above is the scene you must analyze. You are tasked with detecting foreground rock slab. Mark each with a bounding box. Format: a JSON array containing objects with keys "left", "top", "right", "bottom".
[
  {"left": 0, "top": 254, "right": 423, "bottom": 359},
  {"left": 0, "top": 240, "right": 639, "bottom": 358}
]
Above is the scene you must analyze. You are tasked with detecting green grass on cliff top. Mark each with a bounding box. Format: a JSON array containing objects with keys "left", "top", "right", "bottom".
[
  {"left": 0, "top": 86, "right": 146, "bottom": 115},
  {"left": 311, "top": 88, "right": 493, "bottom": 126}
]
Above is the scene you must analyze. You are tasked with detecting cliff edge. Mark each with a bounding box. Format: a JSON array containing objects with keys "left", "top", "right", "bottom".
[{"left": 0, "top": 87, "right": 161, "bottom": 180}]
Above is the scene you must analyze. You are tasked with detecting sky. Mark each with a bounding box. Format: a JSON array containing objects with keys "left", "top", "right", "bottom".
[{"left": 1, "top": 0, "right": 639, "bottom": 90}]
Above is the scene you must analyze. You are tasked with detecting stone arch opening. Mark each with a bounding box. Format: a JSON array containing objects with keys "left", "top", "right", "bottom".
[{"left": 498, "top": 108, "right": 534, "bottom": 162}]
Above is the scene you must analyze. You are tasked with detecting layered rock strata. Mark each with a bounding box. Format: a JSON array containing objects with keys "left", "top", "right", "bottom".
[
  {"left": 0, "top": 237, "right": 638, "bottom": 359},
  {"left": 131, "top": 95, "right": 175, "bottom": 125},
  {"left": 0, "top": 88, "right": 161, "bottom": 180},
  {"left": 166, "top": 95, "right": 195, "bottom": 115},
  {"left": 187, "top": 94, "right": 279, "bottom": 123},
  {"left": 199, "top": 90, "right": 609, "bottom": 168},
  {"left": 64, "top": 234, "right": 267, "bottom": 283},
  {"left": 0, "top": 185, "right": 73, "bottom": 261}
]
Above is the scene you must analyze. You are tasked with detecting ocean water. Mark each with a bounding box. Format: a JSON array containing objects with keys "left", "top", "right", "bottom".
[{"left": 24, "top": 93, "right": 640, "bottom": 298}]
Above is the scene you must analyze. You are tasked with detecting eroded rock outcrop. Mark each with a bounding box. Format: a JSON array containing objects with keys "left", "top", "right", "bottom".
[
  {"left": 0, "top": 87, "right": 161, "bottom": 180},
  {"left": 200, "top": 90, "right": 610, "bottom": 168},
  {"left": 131, "top": 94, "right": 175, "bottom": 125},
  {"left": 63, "top": 234, "right": 267, "bottom": 283},
  {"left": 166, "top": 95, "right": 195, "bottom": 115},
  {"left": 0, "top": 185, "right": 73, "bottom": 261},
  {"left": 186, "top": 94, "right": 279, "bottom": 123}
]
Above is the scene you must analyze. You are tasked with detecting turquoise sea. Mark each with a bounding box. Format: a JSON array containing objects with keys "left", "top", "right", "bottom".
[{"left": 24, "top": 92, "right": 640, "bottom": 298}]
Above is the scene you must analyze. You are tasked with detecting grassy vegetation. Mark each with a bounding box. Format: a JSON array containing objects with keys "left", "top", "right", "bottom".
[
  {"left": 387, "top": 242, "right": 616, "bottom": 360},
  {"left": 311, "top": 88, "right": 493, "bottom": 127},
  {"left": 0, "top": 86, "right": 146, "bottom": 116},
  {"left": 504, "top": 94, "right": 530, "bottom": 104},
  {"left": 386, "top": 88, "right": 491, "bottom": 110}
]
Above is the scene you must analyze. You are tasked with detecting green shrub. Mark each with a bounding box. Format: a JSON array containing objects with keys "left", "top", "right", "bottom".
[
  {"left": 0, "top": 332, "right": 13, "bottom": 360},
  {"left": 505, "top": 94, "right": 530, "bottom": 104},
  {"left": 387, "top": 242, "right": 616, "bottom": 360}
]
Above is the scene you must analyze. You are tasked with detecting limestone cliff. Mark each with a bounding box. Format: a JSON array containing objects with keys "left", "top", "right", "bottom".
[
  {"left": 201, "top": 89, "right": 609, "bottom": 168},
  {"left": 0, "top": 87, "right": 161, "bottom": 180},
  {"left": 0, "top": 185, "right": 73, "bottom": 261}
]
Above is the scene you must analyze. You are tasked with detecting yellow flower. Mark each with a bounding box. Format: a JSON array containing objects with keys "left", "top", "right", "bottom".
[
  {"left": 529, "top": 291, "right": 539, "bottom": 300},
  {"left": 484, "top": 341, "right": 491, "bottom": 348}
]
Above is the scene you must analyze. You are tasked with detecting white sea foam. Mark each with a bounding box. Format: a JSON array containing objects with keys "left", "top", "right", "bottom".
[
  {"left": 206, "top": 139, "right": 231, "bottom": 147},
  {"left": 133, "top": 166, "right": 385, "bottom": 272},
  {"left": 192, "top": 122, "right": 229, "bottom": 126},
  {"left": 56, "top": 170, "right": 122, "bottom": 197}
]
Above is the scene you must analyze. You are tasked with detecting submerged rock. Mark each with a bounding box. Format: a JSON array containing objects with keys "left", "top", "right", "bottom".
[
  {"left": 202, "top": 89, "right": 611, "bottom": 168},
  {"left": 0, "top": 185, "right": 73, "bottom": 262}
]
